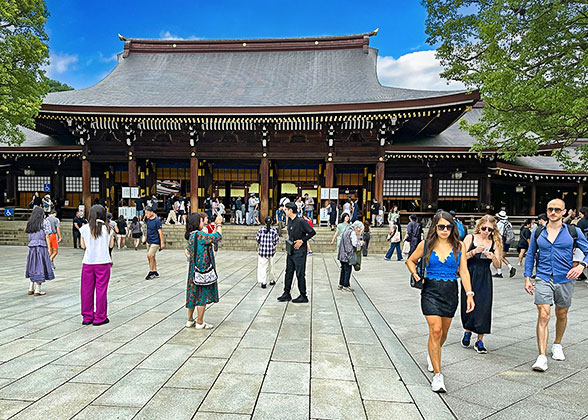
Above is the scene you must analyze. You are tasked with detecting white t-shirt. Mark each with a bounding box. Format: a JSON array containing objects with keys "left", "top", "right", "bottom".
[{"left": 80, "top": 224, "right": 112, "bottom": 265}]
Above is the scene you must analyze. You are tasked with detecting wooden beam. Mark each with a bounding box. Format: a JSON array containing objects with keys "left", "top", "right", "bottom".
[
  {"left": 325, "top": 161, "right": 334, "bottom": 188},
  {"left": 375, "top": 161, "right": 384, "bottom": 204},
  {"left": 577, "top": 183, "right": 583, "bottom": 211},
  {"left": 190, "top": 156, "right": 199, "bottom": 213},
  {"left": 82, "top": 159, "right": 92, "bottom": 215},
  {"left": 260, "top": 157, "right": 269, "bottom": 218},
  {"left": 530, "top": 183, "right": 536, "bottom": 215}
]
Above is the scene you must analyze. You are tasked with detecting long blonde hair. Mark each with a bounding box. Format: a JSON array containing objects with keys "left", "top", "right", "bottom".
[{"left": 473, "top": 215, "right": 502, "bottom": 255}]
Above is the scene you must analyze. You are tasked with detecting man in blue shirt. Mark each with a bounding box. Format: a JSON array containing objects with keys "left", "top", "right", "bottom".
[
  {"left": 142, "top": 206, "right": 165, "bottom": 280},
  {"left": 524, "top": 199, "right": 588, "bottom": 372}
]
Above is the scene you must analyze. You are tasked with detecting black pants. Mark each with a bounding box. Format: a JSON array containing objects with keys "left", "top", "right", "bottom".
[
  {"left": 339, "top": 261, "right": 352, "bottom": 287},
  {"left": 362, "top": 233, "right": 371, "bottom": 257},
  {"left": 73, "top": 230, "right": 81, "bottom": 248},
  {"left": 284, "top": 250, "right": 307, "bottom": 296}
]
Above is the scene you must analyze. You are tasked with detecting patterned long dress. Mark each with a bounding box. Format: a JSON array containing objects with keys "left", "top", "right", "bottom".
[{"left": 186, "top": 230, "right": 221, "bottom": 308}]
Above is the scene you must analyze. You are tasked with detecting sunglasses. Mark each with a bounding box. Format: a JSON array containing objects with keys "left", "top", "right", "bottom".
[
  {"left": 547, "top": 207, "right": 563, "bottom": 213},
  {"left": 480, "top": 226, "right": 494, "bottom": 233},
  {"left": 436, "top": 224, "right": 453, "bottom": 231}
]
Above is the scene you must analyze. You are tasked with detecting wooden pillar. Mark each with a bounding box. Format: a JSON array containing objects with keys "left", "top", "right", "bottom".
[
  {"left": 325, "top": 161, "right": 334, "bottom": 188},
  {"left": 260, "top": 157, "right": 269, "bottom": 218},
  {"left": 190, "top": 156, "right": 199, "bottom": 213},
  {"left": 82, "top": 159, "right": 92, "bottom": 215},
  {"left": 577, "top": 183, "right": 583, "bottom": 210},
  {"left": 530, "top": 183, "right": 537, "bottom": 215},
  {"left": 375, "top": 161, "right": 384, "bottom": 204}
]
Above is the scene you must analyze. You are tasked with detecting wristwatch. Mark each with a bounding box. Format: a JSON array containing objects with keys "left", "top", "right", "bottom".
[{"left": 579, "top": 261, "right": 587, "bottom": 269}]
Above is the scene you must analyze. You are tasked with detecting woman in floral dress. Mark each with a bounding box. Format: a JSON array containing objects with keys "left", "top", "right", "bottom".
[{"left": 184, "top": 212, "right": 222, "bottom": 329}]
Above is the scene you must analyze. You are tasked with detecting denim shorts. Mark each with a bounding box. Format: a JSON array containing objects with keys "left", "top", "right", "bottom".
[{"left": 534, "top": 277, "right": 575, "bottom": 307}]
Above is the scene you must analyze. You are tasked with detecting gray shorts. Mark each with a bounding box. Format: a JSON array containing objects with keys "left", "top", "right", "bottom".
[{"left": 534, "top": 277, "right": 575, "bottom": 307}]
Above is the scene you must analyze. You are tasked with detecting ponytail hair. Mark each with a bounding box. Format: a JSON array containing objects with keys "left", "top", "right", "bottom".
[
  {"left": 88, "top": 204, "right": 110, "bottom": 239},
  {"left": 264, "top": 216, "right": 273, "bottom": 232}
]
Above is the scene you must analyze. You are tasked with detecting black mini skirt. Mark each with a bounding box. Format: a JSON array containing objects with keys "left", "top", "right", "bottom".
[{"left": 421, "top": 277, "right": 459, "bottom": 318}]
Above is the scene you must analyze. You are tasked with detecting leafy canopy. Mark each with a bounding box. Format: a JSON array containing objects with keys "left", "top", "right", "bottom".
[
  {"left": 0, "top": 0, "right": 49, "bottom": 145},
  {"left": 423, "top": 0, "right": 588, "bottom": 171},
  {"left": 48, "top": 78, "right": 73, "bottom": 92}
]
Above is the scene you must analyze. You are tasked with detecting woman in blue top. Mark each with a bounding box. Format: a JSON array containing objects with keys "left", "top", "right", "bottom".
[{"left": 406, "top": 211, "right": 475, "bottom": 393}]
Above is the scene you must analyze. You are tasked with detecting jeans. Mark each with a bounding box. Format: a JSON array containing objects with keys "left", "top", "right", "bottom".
[
  {"left": 305, "top": 210, "right": 313, "bottom": 219},
  {"left": 339, "top": 261, "right": 352, "bottom": 287},
  {"left": 385, "top": 242, "right": 402, "bottom": 260},
  {"left": 284, "top": 250, "right": 307, "bottom": 296},
  {"left": 247, "top": 207, "right": 255, "bottom": 225},
  {"left": 362, "top": 232, "right": 371, "bottom": 256}
]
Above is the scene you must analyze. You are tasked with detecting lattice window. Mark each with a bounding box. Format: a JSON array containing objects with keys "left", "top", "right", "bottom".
[
  {"left": 66, "top": 177, "right": 100, "bottom": 193},
  {"left": 438, "top": 179, "right": 478, "bottom": 197},
  {"left": 383, "top": 179, "right": 421, "bottom": 197},
  {"left": 17, "top": 176, "right": 50, "bottom": 192}
]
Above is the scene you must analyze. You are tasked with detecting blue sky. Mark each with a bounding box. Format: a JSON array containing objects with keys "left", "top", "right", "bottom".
[{"left": 45, "top": 0, "right": 463, "bottom": 91}]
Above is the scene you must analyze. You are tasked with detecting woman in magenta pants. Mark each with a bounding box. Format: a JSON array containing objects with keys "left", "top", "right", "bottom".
[{"left": 79, "top": 205, "right": 114, "bottom": 326}]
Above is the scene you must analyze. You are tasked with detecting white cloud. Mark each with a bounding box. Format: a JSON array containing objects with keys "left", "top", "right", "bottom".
[
  {"left": 377, "top": 50, "right": 465, "bottom": 91},
  {"left": 98, "top": 52, "right": 118, "bottom": 63},
  {"left": 45, "top": 52, "right": 78, "bottom": 78},
  {"left": 159, "top": 30, "right": 203, "bottom": 40}
]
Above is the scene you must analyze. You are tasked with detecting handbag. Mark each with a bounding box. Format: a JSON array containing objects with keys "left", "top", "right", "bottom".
[
  {"left": 402, "top": 241, "right": 410, "bottom": 254},
  {"left": 285, "top": 239, "right": 294, "bottom": 255},
  {"left": 348, "top": 249, "right": 358, "bottom": 266},
  {"left": 193, "top": 266, "right": 218, "bottom": 286},
  {"left": 353, "top": 249, "right": 362, "bottom": 271},
  {"left": 410, "top": 240, "right": 427, "bottom": 289}
]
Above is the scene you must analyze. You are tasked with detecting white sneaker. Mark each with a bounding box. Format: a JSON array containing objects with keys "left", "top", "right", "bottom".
[
  {"left": 185, "top": 320, "right": 195, "bottom": 328},
  {"left": 426, "top": 355, "right": 434, "bottom": 372},
  {"left": 195, "top": 322, "right": 214, "bottom": 330},
  {"left": 532, "top": 355, "right": 548, "bottom": 371},
  {"left": 551, "top": 344, "right": 565, "bottom": 361},
  {"left": 431, "top": 373, "right": 446, "bottom": 393}
]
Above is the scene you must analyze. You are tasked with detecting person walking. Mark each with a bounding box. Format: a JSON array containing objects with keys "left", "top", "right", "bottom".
[
  {"left": 235, "top": 196, "right": 243, "bottom": 225},
  {"left": 25, "top": 207, "right": 55, "bottom": 296},
  {"left": 79, "top": 204, "right": 114, "bottom": 326},
  {"left": 370, "top": 198, "right": 380, "bottom": 227},
  {"left": 461, "top": 215, "right": 502, "bottom": 354},
  {"left": 330, "top": 213, "right": 351, "bottom": 251},
  {"left": 494, "top": 210, "right": 516, "bottom": 278},
  {"left": 384, "top": 222, "right": 402, "bottom": 261},
  {"left": 406, "top": 211, "right": 475, "bottom": 393},
  {"left": 166, "top": 200, "right": 179, "bottom": 224},
  {"left": 72, "top": 210, "right": 86, "bottom": 249},
  {"left": 517, "top": 219, "right": 532, "bottom": 266},
  {"left": 135, "top": 195, "right": 145, "bottom": 221},
  {"left": 278, "top": 202, "right": 316, "bottom": 303},
  {"left": 129, "top": 216, "right": 142, "bottom": 250},
  {"left": 256, "top": 216, "right": 279, "bottom": 288},
  {"left": 524, "top": 198, "right": 588, "bottom": 372},
  {"left": 185, "top": 212, "right": 222, "bottom": 329},
  {"left": 46, "top": 209, "right": 61, "bottom": 269},
  {"left": 338, "top": 221, "right": 365, "bottom": 292},
  {"left": 143, "top": 206, "right": 165, "bottom": 280},
  {"left": 295, "top": 197, "right": 304, "bottom": 217},
  {"left": 116, "top": 215, "right": 128, "bottom": 249},
  {"left": 247, "top": 194, "right": 257, "bottom": 225},
  {"left": 351, "top": 198, "right": 359, "bottom": 222},
  {"left": 362, "top": 221, "right": 371, "bottom": 257},
  {"left": 405, "top": 214, "right": 423, "bottom": 257},
  {"left": 328, "top": 200, "right": 338, "bottom": 231},
  {"left": 304, "top": 193, "right": 315, "bottom": 220},
  {"left": 388, "top": 205, "right": 399, "bottom": 227}
]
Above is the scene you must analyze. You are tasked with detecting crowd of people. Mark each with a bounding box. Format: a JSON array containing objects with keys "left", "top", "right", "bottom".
[{"left": 20, "top": 192, "right": 588, "bottom": 395}]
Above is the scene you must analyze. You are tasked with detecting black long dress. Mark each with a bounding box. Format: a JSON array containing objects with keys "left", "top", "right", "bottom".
[{"left": 461, "top": 236, "right": 493, "bottom": 334}]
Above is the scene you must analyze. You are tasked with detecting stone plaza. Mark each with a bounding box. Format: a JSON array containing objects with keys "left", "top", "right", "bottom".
[{"left": 0, "top": 245, "right": 587, "bottom": 419}]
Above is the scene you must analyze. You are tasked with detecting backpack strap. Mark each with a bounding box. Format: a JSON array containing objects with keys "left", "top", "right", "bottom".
[{"left": 534, "top": 224, "right": 577, "bottom": 248}]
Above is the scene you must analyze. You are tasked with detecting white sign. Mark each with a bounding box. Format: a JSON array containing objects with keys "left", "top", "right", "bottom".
[
  {"left": 122, "top": 187, "right": 131, "bottom": 198},
  {"left": 329, "top": 188, "right": 339, "bottom": 199},
  {"left": 130, "top": 187, "right": 139, "bottom": 199},
  {"left": 319, "top": 208, "right": 329, "bottom": 225},
  {"left": 320, "top": 188, "right": 330, "bottom": 200},
  {"left": 118, "top": 206, "right": 137, "bottom": 220}
]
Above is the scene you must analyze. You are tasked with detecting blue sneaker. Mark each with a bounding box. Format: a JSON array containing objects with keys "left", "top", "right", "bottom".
[
  {"left": 474, "top": 340, "right": 488, "bottom": 354},
  {"left": 461, "top": 331, "right": 472, "bottom": 348}
]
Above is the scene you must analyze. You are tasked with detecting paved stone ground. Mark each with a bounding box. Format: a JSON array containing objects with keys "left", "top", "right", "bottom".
[{"left": 0, "top": 245, "right": 586, "bottom": 420}]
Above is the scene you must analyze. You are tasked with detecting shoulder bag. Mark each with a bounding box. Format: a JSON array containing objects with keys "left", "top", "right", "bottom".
[
  {"left": 191, "top": 232, "right": 219, "bottom": 286},
  {"left": 410, "top": 240, "right": 427, "bottom": 289}
]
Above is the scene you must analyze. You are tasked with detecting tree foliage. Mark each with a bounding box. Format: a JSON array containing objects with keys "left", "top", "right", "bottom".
[
  {"left": 0, "top": 0, "right": 49, "bottom": 145},
  {"left": 48, "top": 78, "right": 73, "bottom": 92},
  {"left": 423, "top": 0, "right": 588, "bottom": 171}
]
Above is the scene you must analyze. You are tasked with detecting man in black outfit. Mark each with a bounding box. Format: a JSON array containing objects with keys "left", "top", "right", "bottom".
[
  {"left": 72, "top": 210, "right": 87, "bottom": 249},
  {"left": 278, "top": 202, "right": 316, "bottom": 303}
]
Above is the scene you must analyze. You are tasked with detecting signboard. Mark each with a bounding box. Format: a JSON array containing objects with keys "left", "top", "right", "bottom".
[
  {"left": 329, "top": 188, "right": 339, "bottom": 199},
  {"left": 43, "top": 183, "right": 51, "bottom": 192},
  {"left": 320, "top": 188, "right": 340, "bottom": 200},
  {"left": 130, "top": 187, "right": 139, "bottom": 199},
  {"left": 118, "top": 206, "right": 137, "bottom": 220},
  {"left": 3, "top": 208, "right": 13, "bottom": 217},
  {"left": 319, "top": 208, "right": 329, "bottom": 226},
  {"left": 122, "top": 187, "right": 131, "bottom": 199},
  {"left": 320, "top": 188, "right": 330, "bottom": 200}
]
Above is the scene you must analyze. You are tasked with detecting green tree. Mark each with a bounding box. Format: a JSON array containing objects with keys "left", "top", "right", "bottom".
[
  {"left": 423, "top": 0, "right": 588, "bottom": 171},
  {"left": 48, "top": 78, "right": 73, "bottom": 92},
  {"left": 0, "top": 0, "right": 49, "bottom": 145}
]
